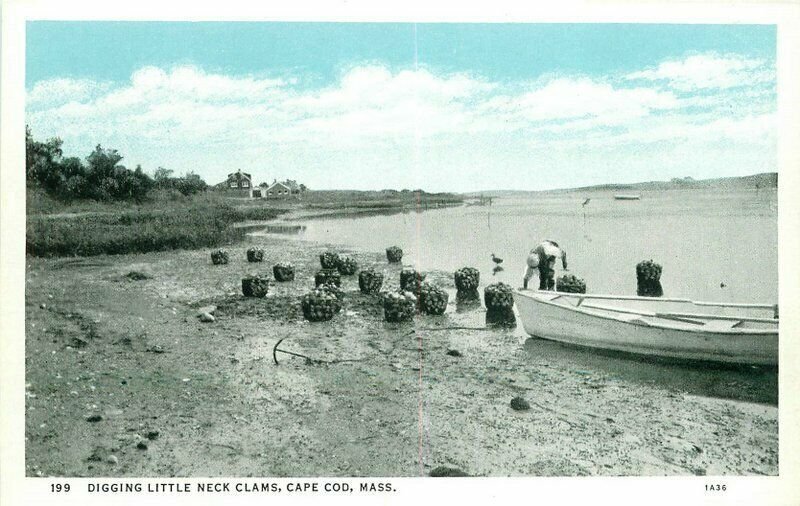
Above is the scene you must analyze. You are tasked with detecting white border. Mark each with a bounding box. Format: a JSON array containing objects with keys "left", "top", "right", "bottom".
[{"left": 2, "top": 1, "right": 799, "bottom": 504}]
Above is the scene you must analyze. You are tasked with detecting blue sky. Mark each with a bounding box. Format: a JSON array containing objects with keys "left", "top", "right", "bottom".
[{"left": 26, "top": 22, "right": 777, "bottom": 191}]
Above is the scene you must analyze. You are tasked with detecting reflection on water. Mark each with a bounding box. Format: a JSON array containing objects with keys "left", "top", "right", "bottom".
[
  {"left": 262, "top": 224, "right": 307, "bottom": 235},
  {"left": 523, "top": 337, "right": 778, "bottom": 406},
  {"left": 282, "top": 188, "right": 778, "bottom": 304}
]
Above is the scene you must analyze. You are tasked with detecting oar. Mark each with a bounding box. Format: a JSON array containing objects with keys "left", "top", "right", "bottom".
[{"left": 580, "top": 302, "right": 777, "bottom": 325}]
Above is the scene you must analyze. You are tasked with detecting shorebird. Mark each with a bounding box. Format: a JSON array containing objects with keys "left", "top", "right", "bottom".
[{"left": 491, "top": 253, "right": 503, "bottom": 265}]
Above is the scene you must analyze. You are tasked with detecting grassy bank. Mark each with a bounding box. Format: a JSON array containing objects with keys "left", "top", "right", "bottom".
[
  {"left": 27, "top": 191, "right": 284, "bottom": 257},
  {"left": 300, "top": 190, "right": 464, "bottom": 210}
]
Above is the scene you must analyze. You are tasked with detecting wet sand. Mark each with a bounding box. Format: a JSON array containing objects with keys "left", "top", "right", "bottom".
[{"left": 24, "top": 235, "right": 778, "bottom": 477}]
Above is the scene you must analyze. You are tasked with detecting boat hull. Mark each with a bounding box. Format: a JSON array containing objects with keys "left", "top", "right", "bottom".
[{"left": 513, "top": 291, "right": 778, "bottom": 366}]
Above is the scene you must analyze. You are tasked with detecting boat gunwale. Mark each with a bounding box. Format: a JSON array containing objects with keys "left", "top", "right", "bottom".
[{"left": 514, "top": 289, "right": 778, "bottom": 336}]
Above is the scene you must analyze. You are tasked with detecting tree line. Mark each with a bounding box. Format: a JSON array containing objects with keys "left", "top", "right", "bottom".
[{"left": 26, "top": 126, "right": 207, "bottom": 202}]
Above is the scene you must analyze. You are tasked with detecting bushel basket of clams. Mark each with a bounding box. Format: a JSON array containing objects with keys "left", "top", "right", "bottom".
[
  {"left": 242, "top": 275, "right": 270, "bottom": 297},
  {"left": 383, "top": 291, "right": 416, "bottom": 322},
  {"left": 386, "top": 246, "right": 403, "bottom": 263},
  {"left": 315, "top": 269, "right": 342, "bottom": 288},
  {"left": 301, "top": 289, "right": 342, "bottom": 322},
  {"left": 358, "top": 268, "right": 384, "bottom": 294},
  {"left": 337, "top": 256, "right": 358, "bottom": 275},
  {"left": 320, "top": 251, "right": 340, "bottom": 269},
  {"left": 399, "top": 267, "right": 426, "bottom": 292},
  {"left": 273, "top": 262, "right": 295, "bottom": 282},
  {"left": 418, "top": 282, "right": 449, "bottom": 315},
  {"left": 246, "top": 247, "right": 264, "bottom": 263},
  {"left": 484, "top": 282, "right": 514, "bottom": 311},
  {"left": 454, "top": 267, "right": 480, "bottom": 291},
  {"left": 211, "top": 249, "right": 229, "bottom": 265},
  {"left": 557, "top": 274, "right": 586, "bottom": 294}
]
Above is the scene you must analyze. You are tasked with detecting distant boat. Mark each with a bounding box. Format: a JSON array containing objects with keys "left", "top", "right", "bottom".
[
  {"left": 614, "top": 194, "right": 641, "bottom": 200},
  {"left": 513, "top": 290, "right": 778, "bottom": 366}
]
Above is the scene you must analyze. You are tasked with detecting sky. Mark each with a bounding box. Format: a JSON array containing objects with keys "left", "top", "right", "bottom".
[{"left": 25, "top": 22, "right": 777, "bottom": 192}]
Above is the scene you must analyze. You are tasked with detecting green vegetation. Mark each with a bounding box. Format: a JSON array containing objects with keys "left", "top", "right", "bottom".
[
  {"left": 26, "top": 128, "right": 286, "bottom": 257},
  {"left": 27, "top": 201, "right": 282, "bottom": 257},
  {"left": 301, "top": 189, "right": 463, "bottom": 210}
]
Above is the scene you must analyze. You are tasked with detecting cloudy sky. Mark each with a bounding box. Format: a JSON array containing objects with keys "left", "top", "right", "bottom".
[{"left": 26, "top": 23, "right": 776, "bottom": 192}]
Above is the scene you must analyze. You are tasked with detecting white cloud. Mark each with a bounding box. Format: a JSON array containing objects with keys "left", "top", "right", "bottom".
[
  {"left": 625, "top": 52, "right": 775, "bottom": 92},
  {"left": 27, "top": 78, "right": 110, "bottom": 107},
  {"left": 26, "top": 56, "right": 776, "bottom": 191}
]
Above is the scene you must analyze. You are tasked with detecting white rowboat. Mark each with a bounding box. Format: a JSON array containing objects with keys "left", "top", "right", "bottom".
[{"left": 513, "top": 290, "right": 778, "bottom": 365}]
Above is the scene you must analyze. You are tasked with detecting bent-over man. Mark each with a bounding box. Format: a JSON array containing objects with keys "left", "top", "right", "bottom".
[{"left": 523, "top": 240, "right": 568, "bottom": 290}]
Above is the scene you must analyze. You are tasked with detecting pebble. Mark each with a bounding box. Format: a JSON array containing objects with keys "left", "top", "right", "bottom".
[
  {"left": 197, "top": 305, "right": 217, "bottom": 316},
  {"left": 106, "top": 455, "right": 118, "bottom": 465},
  {"left": 446, "top": 349, "right": 462, "bottom": 357},
  {"left": 86, "top": 415, "right": 103, "bottom": 423},
  {"left": 510, "top": 397, "right": 531, "bottom": 411},
  {"left": 136, "top": 442, "right": 148, "bottom": 451},
  {"left": 146, "top": 431, "right": 160, "bottom": 440},
  {"left": 198, "top": 312, "right": 215, "bottom": 323},
  {"left": 429, "top": 466, "right": 469, "bottom": 477},
  {"left": 40, "top": 303, "right": 47, "bottom": 309}
]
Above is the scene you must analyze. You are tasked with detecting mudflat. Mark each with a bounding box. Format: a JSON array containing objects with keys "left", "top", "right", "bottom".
[{"left": 24, "top": 236, "right": 778, "bottom": 477}]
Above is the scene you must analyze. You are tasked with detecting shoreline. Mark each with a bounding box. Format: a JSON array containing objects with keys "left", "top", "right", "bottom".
[{"left": 24, "top": 234, "right": 778, "bottom": 477}]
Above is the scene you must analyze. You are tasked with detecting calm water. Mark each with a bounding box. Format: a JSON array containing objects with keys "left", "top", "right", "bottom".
[
  {"left": 268, "top": 188, "right": 778, "bottom": 303},
  {"left": 254, "top": 188, "right": 778, "bottom": 404}
]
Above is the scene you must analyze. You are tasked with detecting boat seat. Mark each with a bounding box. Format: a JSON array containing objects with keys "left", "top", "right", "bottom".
[
  {"left": 703, "top": 319, "right": 743, "bottom": 330},
  {"left": 615, "top": 313, "right": 649, "bottom": 326}
]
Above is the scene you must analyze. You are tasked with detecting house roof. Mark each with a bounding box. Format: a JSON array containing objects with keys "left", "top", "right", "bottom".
[
  {"left": 266, "top": 182, "right": 290, "bottom": 191},
  {"left": 227, "top": 171, "right": 251, "bottom": 180}
]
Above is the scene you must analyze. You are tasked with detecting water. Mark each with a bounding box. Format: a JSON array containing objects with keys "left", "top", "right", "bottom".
[
  {"left": 255, "top": 188, "right": 778, "bottom": 405},
  {"left": 267, "top": 188, "right": 778, "bottom": 304}
]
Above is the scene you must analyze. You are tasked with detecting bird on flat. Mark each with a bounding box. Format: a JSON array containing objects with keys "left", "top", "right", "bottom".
[{"left": 491, "top": 253, "right": 503, "bottom": 265}]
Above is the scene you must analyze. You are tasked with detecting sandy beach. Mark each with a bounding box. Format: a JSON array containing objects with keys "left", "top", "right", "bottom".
[{"left": 24, "top": 233, "right": 778, "bottom": 477}]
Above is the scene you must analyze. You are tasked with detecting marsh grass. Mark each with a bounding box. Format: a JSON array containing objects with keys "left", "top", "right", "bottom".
[{"left": 27, "top": 193, "right": 283, "bottom": 257}]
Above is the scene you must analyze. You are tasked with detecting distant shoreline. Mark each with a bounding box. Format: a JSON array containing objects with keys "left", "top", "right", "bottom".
[{"left": 463, "top": 172, "right": 777, "bottom": 198}]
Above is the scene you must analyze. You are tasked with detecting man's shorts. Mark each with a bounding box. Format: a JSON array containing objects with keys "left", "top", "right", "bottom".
[{"left": 526, "top": 253, "right": 540, "bottom": 269}]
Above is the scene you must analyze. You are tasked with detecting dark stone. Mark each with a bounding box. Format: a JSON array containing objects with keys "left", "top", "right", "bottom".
[
  {"left": 446, "top": 349, "right": 462, "bottom": 357},
  {"left": 125, "top": 271, "right": 151, "bottom": 281},
  {"left": 429, "top": 466, "right": 470, "bottom": 477},
  {"left": 86, "top": 415, "right": 103, "bottom": 423},
  {"left": 146, "top": 431, "right": 160, "bottom": 440},
  {"left": 136, "top": 442, "right": 148, "bottom": 451},
  {"left": 510, "top": 397, "right": 530, "bottom": 411}
]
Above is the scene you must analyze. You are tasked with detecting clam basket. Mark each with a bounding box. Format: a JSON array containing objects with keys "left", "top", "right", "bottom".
[
  {"left": 210, "top": 249, "right": 229, "bottom": 265},
  {"left": 301, "top": 289, "right": 342, "bottom": 322},
  {"left": 242, "top": 275, "right": 270, "bottom": 298},
  {"left": 246, "top": 247, "right": 264, "bottom": 263},
  {"left": 386, "top": 246, "right": 403, "bottom": 263},
  {"left": 337, "top": 256, "right": 358, "bottom": 276},
  {"left": 400, "top": 267, "right": 426, "bottom": 292},
  {"left": 484, "top": 282, "right": 514, "bottom": 311},
  {"left": 320, "top": 251, "right": 340, "bottom": 269},
  {"left": 358, "top": 268, "right": 384, "bottom": 294},
  {"left": 273, "top": 262, "right": 295, "bottom": 282},
  {"left": 556, "top": 274, "right": 586, "bottom": 294},
  {"left": 382, "top": 291, "right": 416, "bottom": 322},
  {"left": 315, "top": 269, "right": 342, "bottom": 288},
  {"left": 636, "top": 260, "right": 662, "bottom": 282},
  {"left": 636, "top": 260, "right": 663, "bottom": 297},
  {"left": 319, "top": 282, "right": 345, "bottom": 301},
  {"left": 418, "top": 282, "right": 449, "bottom": 315},
  {"left": 454, "top": 267, "right": 480, "bottom": 291}
]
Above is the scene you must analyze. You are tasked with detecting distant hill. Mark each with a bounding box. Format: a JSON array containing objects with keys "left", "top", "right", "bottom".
[{"left": 464, "top": 172, "right": 777, "bottom": 197}]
